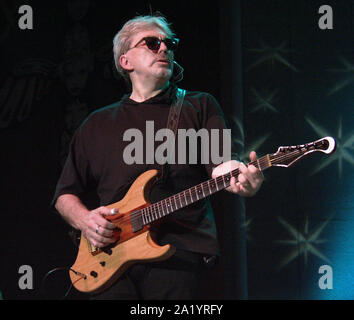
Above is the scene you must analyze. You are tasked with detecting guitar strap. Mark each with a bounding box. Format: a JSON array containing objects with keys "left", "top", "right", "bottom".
[
  {"left": 157, "top": 87, "right": 218, "bottom": 268},
  {"left": 159, "top": 87, "right": 186, "bottom": 182}
]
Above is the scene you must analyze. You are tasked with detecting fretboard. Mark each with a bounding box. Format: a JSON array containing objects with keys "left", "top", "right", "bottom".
[
  {"left": 130, "top": 154, "right": 273, "bottom": 232},
  {"left": 129, "top": 137, "right": 335, "bottom": 232}
]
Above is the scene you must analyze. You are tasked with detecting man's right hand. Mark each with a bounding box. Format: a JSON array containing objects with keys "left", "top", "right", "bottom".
[
  {"left": 82, "top": 206, "right": 119, "bottom": 248},
  {"left": 55, "top": 194, "right": 120, "bottom": 248}
]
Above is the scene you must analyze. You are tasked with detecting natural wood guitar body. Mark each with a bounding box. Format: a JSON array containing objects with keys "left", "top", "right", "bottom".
[{"left": 70, "top": 169, "right": 176, "bottom": 293}]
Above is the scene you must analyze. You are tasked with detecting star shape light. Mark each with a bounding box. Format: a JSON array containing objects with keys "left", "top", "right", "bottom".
[
  {"left": 276, "top": 216, "right": 331, "bottom": 269},
  {"left": 250, "top": 87, "right": 279, "bottom": 113},
  {"left": 246, "top": 41, "right": 298, "bottom": 72}
]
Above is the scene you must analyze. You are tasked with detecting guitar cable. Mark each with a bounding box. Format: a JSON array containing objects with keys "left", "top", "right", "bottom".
[{"left": 40, "top": 266, "right": 87, "bottom": 300}]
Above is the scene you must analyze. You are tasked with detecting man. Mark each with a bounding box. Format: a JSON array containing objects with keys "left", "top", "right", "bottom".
[{"left": 53, "top": 15, "right": 263, "bottom": 299}]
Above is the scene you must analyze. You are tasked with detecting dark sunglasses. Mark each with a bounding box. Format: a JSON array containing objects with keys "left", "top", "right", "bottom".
[{"left": 130, "top": 36, "right": 179, "bottom": 53}]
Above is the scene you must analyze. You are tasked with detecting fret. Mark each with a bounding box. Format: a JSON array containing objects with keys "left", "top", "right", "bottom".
[
  {"left": 142, "top": 210, "right": 146, "bottom": 225},
  {"left": 172, "top": 197, "right": 176, "bottom": 211},
  {"left": 198, "top": 185, "right": 202, "bottom": 198},
  {"left": 195, "top": 186, "right": 199, "bottom": 200},
  {"left": 166, "top": 199, "right": 171, "bottom": 213},
  {"left": 159, "top": 200, "right": 163, "bottom": 215},
  {"left": 256, "top": 158, "right": 261, "bottom": 170},
  {"left": 177, "top": 195, "right": 181, "bottom": 209},
  {"left": 156, "top": 204, "right": 161, "bottom": 219},
  {"left": 211, "top": 180, "right": 216, "bottom": 193},
  {"left": 162, "top": 202, "right": 166, "bottom": 216},
  {"left": 159, "top": 202, "right": 165, "bottom": 218},
  {"left": 151, "top": 206, "right": 154, "bottom": 222},
  {"left": 180, "top": 191, "right": 185, "bottom": 206},
  {"left": 165, "top": 200, "right": 169, "bottom": 214},
  {"left": 198, "top": 185, "right": 203, "bottom": 198},
  {"left": 181, "top": 191, "right": 187, "bottom": 206},
  {"left": 150, "top": 206, "right": 154, "bottom": 221},
  {"left": 207, "top": 180, "right": 212, "bottom": 194},
  {"left": 159, "top": 201, "right": 163, "bottom": 216},
  {"left": 178, "top": 194, "right": 183, "bottom": 208},
  {"left": 201, "top": 184, "right": 206, "bottom": 197},
  {"left": 212, "top": 180, "right": 217, "bottom": 193},
  {"left": 156, "top": 205, "right": 160, "bottom": 220},
  {"left": 189, "top": 188, "right": 193, "bottom": 203},
  {"left": 150, "top": 205, "right": 155, "bottom": 222},
  {"left": 222, "top": 174, "right": 226, "bottom": 187},
  {"left": 156, "top": 204, "right": 160, "bottom": 219},
  {"left": 163, "top": 199, "right": 167, "bottom": 214},
  {"left": 171, "top": 196, "right": 177, "bottom": 211},
  {"left": 167, "top": 198, "right": 172, "bottom": 212},
  {"left": 171, "top": 197, "right": 177, "bottom": 211},
  {"left": 166, "top": 199, "right": 171, "bottom": 214},
  {"left": 187, "top": 190, "right": 191, "bottom": 204},
  {"left": 196, "top": 185, "right": 201, "bottom": 198}
]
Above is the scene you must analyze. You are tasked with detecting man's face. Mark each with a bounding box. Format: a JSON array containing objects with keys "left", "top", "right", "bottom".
[{"left": 122, "top": 28, "right": 175, "bottom": 83}]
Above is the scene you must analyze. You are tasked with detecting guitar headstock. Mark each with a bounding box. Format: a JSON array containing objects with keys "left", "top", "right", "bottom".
[{"left": 270, "top": 136, "right": 336, "bottom": 168}]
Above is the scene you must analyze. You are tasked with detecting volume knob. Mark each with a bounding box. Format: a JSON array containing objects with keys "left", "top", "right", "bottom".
[{"left": 90, "top": 271, "right": 98, "bottom": 278}]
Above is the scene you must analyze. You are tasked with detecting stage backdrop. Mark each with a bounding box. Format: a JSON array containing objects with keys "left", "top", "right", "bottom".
[
  {"left": 240, "top": 0, "right": 353, "bottom": 299},
  {"left": 0, "top": 0, "right": 352, "bottom": 300}
]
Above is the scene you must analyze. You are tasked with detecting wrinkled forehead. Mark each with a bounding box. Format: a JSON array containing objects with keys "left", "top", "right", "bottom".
[{"left": 129, "top": 27, "right": 168, "bottom": 47}]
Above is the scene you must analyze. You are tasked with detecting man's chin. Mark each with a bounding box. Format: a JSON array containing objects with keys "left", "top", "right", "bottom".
[{"left": 155, "top": 69, "right": 173, "bottom": 82}]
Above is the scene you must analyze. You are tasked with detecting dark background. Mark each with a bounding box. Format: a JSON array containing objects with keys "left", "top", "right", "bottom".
[{"left": 0, "top": 0, "right": 353, "bottom": 300}]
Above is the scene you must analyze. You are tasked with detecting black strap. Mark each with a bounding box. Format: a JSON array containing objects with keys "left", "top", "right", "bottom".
[{"left": 160, "top": 88, "right": 186, "bottom": 182}]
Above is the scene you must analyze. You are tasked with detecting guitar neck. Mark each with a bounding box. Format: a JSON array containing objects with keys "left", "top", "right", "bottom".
[
  {"left": 128, "top": 137, "right": 335, "bottom": 232},
  {"left": 138, "top": 154, "right": 274, "bottom": 227}
]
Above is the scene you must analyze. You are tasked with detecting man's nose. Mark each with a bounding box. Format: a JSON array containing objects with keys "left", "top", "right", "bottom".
[{"left": 158, "top": 41, "right": 168, "bottom": 53}]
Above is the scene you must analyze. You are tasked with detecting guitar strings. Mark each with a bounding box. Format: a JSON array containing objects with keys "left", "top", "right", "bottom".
[
  {"left": 120, "top": 151, "right": 297, "bottom": 227},
  {"left": 137, "top": 155, "right": 272, "bottom": 223},
  {"left": 117, "top": 150, "right": 302, "bottom": 226},
  {"left": 112, "top": 149, "right": 304, "bottom": 227},
  {"left": 111, "top": 170, "right": 238, "bottom": 227},
  {"left": 125, "top": 153, "right": 276, "bottom": 225}
]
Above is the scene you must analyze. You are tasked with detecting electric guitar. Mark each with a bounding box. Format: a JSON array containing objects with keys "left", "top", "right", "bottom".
[{"left": 69, "top": 136, "right": 336, "bottom": 293}]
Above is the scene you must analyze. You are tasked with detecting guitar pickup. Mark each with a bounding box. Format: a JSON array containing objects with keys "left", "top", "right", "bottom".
[{"left": 130, "top": 210, "right": 144, "bottom": 233}]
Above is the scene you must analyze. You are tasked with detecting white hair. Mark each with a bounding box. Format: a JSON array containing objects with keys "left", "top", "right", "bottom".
[{"left": 113, "top": 15, "right": 176, "bottom": 80}]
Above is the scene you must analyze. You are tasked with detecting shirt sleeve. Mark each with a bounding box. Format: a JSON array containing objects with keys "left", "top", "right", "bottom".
[
  {"left": 51, "top": 124, "right": 93, "bottom": 207},
  {"left": 202, "top": 93, "right": 240, "bottom": 177}
]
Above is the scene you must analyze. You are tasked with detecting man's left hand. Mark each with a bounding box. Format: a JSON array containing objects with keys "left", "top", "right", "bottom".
[{"left": 212, "top": 151, "right": 264, "bottom": 197}]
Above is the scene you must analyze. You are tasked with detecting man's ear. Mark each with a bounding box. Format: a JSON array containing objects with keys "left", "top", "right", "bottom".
[{"left": 119, "top": 54, "right": 134, "bottom": 72}]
